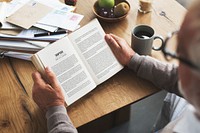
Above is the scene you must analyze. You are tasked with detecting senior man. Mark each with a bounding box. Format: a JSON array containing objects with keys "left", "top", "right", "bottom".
[{"left": 32, "top": 1, "right": 200, "bottom": 132}]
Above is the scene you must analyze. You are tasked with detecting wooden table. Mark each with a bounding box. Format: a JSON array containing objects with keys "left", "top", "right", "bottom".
[{"left": 0, "top": 0, "right": 186, "bottom": 132}]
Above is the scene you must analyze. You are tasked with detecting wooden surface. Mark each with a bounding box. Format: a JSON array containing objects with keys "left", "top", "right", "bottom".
[
  {"left": 0, "top": 0, "right": 186, "bottom": 132},
  {"left": 0, "top": 58, "right": 47, "bottom": 133},
  {"left": 0, "top": 0, "right": 11, "bottom": 2}
]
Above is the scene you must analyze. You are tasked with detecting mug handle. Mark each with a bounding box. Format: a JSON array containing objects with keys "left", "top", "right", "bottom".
[{"left": 152, "top": 35, "right": 164, "bottom": 51}]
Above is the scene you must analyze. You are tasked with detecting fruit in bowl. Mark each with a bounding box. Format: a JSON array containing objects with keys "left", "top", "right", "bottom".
[
  {"left": 93, "top": 0, "right": 130, "bottom": 22},
  {"left": 98, "top": 0, "right": 115, "bottom": 8},
  {"left": 97, "top": 6, "right": 115, "bottom": 18},
  {"left": 114, "top": 2, "right": 130, "bottom": 17}
]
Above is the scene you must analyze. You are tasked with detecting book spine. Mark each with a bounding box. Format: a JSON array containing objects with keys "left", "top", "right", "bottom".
[{"left": 31, "top": 54, "right": 45, "bottom": 75}]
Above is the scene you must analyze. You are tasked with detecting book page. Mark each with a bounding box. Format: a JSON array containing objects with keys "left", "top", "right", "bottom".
[
  {"left": 68, "top": 19, "right": 123, "bottom": 84},
  {"left": 34, "top": 37, "right": 96, "bottom": 105}
]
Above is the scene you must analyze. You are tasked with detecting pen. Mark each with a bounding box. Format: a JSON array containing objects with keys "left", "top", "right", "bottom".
[{"left": 34, "top": 30, "right": 68, "bottom": 37}]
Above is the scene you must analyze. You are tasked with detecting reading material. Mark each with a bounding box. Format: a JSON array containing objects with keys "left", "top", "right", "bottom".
[
  {"left": 0, "top": 28, "right": 66, "bottom": 52},
  {"left": 6, "top": 1, "right": 52, "bottom": 29},
  {"left": 0, "top": 1, "right": 22, "bottom": 31},
  {"left": 0, "top": 51, "right": 32, "bottom": 61},
  {"left": 0, "top": 2, "right": 7, "bottom": 27},
  {"left": 31, "top": 19, "right": 123, "bottom": 105}
]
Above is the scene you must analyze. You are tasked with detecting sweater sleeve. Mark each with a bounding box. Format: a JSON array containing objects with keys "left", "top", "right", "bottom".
[
  {"left": 127, "top": 53, "right": 181, "bottom": 96},
  {"left": 46, "top": 105, "right": 78, "bottom": 133}
]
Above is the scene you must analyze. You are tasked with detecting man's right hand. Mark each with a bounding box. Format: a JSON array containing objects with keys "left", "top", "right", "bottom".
[
  {"left": 105, "top": 33, "right": 135, "bottom": 66},
  {"left": 32, "top": 67, "right": 65, "bottom": 112}
]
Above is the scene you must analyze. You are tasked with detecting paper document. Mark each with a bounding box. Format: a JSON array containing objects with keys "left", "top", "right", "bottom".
[
  {"left": 0, "top": 39, "right": 41, "bottom": 51},
  {"left": 39, "top": 12, "right": 83, "bottom": 31},
  {"left": 0, "top": 2, "right": 7, "bottom": 25},
  {"left": 33, "top": 0, "right": 75, "bottom": 31},
  {"left": 18, "top": 28, "right": 67, "bottom": 47},
  {"left": 34, "top": 23, "right": 58, "bottom": 32},
  {"left": 0, "top": 27, "right": 67, "bottom": 52},
  {"left": 0, "top": 2, "right": 21, "bottom": 30},
  {"left": 18, "top": 27, "right": 67, "bottom": 38},
  {"left": 6, "top": 1, "right": 53, "bottom": 29},
  {"left": 37, "top": 0, "right": 75, "bottom": 12},
  {"left": 0, "top": 29, "right": 21, "bottom": 36},
  {"left": 0, "top": 33, "right": 51, "bottom": 52},
  {"left": 3, "top": 51, "right": 32, "bottom": 60}
]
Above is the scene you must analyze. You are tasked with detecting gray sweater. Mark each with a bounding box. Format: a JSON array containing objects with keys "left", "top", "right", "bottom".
[{"left": 46, "top": 53, "right": 180, "bottom": 133}]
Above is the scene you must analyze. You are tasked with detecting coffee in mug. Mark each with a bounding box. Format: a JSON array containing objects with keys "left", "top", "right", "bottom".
[
  {"left": 131, "top": 25, "right": 164, "bottom": 55},
  {"left": 135, "top": 31, "right": 152, "bottom": 39}
]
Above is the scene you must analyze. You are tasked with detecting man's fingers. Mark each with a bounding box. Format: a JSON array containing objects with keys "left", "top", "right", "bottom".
[
  {"left": 109, "top": 33, "right": 122, "bottom": 41},
  {"left": 45, "top": 67, "right": 59, "bottom": 89},
  {"left": 105, "top": 34, "right": 120, "bottom": 50},
  {"left": 109, "top": 34, "right": 124, "bottom": 46},
  {"left": 32, "top": 71, "right": 46, "bottom": 87},
  {"left": 105, "top": 34, "right": 121, "bottom": 57}
]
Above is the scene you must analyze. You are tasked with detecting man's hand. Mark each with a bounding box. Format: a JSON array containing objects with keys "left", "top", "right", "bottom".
[
  {"left": 105, "top": 33, "right": 135, "bottom": 66},
  {"left": 32, "top": 67, "right": 65, "bottom": 112}
]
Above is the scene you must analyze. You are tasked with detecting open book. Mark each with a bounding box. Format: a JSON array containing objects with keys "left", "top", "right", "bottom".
[{"left": 31, "top": 19, "right": 123, "bottom": 105}]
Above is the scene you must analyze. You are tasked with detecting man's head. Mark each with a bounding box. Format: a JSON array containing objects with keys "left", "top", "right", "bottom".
[{"left": 178, "top": 0, "right": 200, "bottom": 116}]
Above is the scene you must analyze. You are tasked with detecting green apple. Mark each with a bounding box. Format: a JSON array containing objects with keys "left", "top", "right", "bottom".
[{"left": 98, "top": 0, "right": 115, "bottom": 8}]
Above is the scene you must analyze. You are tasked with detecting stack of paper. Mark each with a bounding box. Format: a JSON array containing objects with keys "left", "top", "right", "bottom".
[
  {"left": 0, "top": 50, "right": 32, "bottom": 61},
  {"left": 0, "top": 0, "right": 84, "bottom": 61}
]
